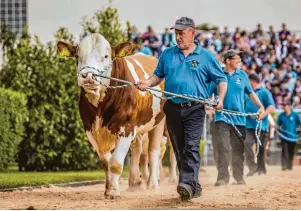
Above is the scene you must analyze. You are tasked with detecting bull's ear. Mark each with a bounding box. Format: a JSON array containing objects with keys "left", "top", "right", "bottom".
[
  {"left": 113, "top": 42, "right": 135, "bottom": 58},
  {"left": 57, "top": 41, "right": 77, "bottom": 58}
]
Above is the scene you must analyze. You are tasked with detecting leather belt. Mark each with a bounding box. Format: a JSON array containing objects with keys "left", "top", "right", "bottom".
[{"left": 167, "top": 100, "right": 201, "bottom": 108}]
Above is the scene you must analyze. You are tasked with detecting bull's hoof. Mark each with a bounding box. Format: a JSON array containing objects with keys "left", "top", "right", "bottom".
[
  {"left": 105, "top": 189, "right": 121, "bottom": 199},
  {"left": 128, "top": 179, "right": 142, "bottom": 187},
  {"left": 147, "top": 181, "right": 159, "bottom": 189},
  {"left": 127, "top": 181, "right": 142, "bottom": 192},
  {"left": 151, "top": 185, "right": 159, "bottom": 190},
  {"left": 105, "top": 194, "right": 121, "bottom": 199}
]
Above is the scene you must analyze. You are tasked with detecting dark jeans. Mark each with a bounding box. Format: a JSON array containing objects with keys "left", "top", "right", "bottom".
[
  {"left": 215, "top": 121, "right": 246, "bottom": 182},
  {"left": 281, "top": 139, "right": 297, "bottom": 170},
  {"left": 245, "top": 129, "right": 268, "bottom": 173},
  {"left": 163, "top": 101, "right": 205, "bottom": 194}
]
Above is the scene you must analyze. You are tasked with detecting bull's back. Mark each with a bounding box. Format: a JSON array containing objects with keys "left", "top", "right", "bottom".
[
  {"left": 125, "top": 54, "right": 157, "bottom": 80},
  {"left": 126, "top": 53, "right": 164, "bottom": 91}
]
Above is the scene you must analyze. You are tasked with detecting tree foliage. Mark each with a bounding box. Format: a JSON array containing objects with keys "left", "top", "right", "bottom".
[{"left": 81, "top": 3, "right": 130, "bottom": 45}]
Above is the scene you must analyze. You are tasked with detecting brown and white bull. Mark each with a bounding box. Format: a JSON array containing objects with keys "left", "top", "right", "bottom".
[{"left": 57, "top": 33, "right": 168, "bottom": 199}]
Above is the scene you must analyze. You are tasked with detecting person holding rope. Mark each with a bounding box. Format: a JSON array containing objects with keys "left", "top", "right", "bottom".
[
  {"left": 136, "top": 17, "right": 227, "bottom": 201},
  {"left": 277, "top": 102, "right": 301, "bottom": 171},
  {"left": 210, "top": 50, "right": 265, "bottom": 186},
  {"left": 244, "top": 73, "right": 276, "bottom": 176}
]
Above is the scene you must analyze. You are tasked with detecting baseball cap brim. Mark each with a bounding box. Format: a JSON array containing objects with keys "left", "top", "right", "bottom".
[
  {"left": 170, "top": 24, "right": 191, "bottom": 30},
  {"left": 223, "top": 50, "right": 242, "bottom": 61}
]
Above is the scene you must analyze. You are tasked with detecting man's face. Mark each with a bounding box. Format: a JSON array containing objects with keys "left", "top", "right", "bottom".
[
  {"left": 284, "top": 104, "right": 291, "bottom": 113},
  {"left": 250, "top": 80, "right": 258, "bottom": 90},
  {"left": 175, "top": 28, "right": 195, "bottom": 50},
  {"left": 226, "top": 55, "right": 241, "bottom": 69}
]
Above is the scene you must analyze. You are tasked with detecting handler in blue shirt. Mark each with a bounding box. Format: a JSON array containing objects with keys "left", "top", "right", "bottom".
[
  {"left": 210, "top": 50, "right": 265, "bottom": 186},
  {"left": 245, "top": 73, "right": 275, "bottom": 176},
  {"left": 277, "top": 102, "right": 301, "bottom": 170},
  {"left": 136, "top": 17, "right": 227, "bottom": 201}
]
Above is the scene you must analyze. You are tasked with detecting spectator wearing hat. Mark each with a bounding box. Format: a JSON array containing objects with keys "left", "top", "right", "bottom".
[
  {"left": 277, "top": 102, "right": 301, "bottom": 170},
  {"left": 244, "top": 73, "right": 276, "bottom": 176},
  {"left": 210, "top": 50, "right": 265, "bottom": 186},
  {"left": 136, "top": 16, "right": 228, "bottom": 201}
]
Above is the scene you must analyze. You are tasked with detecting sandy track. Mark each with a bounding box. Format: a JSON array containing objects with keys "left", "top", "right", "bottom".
[{"left": 1, "top": 166, "right": 301, "bottom": 210}]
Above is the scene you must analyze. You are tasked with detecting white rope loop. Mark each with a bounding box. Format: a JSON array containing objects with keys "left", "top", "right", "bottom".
[
  {"left": 254, "top": 120, "right": 263, "bottom": 157},
  {"left": 274, "top": 127, "right": 301, "bottom": 142}
]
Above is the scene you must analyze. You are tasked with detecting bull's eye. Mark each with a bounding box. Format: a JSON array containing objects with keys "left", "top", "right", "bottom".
[
  {"left": 81, "top": 72, "right": 88, "bottom": 78},
  {"left": 104, "top": 55, "right": 108, "bottom": 59}
]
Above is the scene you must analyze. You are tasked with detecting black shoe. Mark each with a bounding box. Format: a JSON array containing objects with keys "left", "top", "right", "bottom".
[
  {"left": 246, "top": 168, "right": 257, "bottom": 177},
  {"left": 215, "top": 180, "right": 228, "bottom": 186},
  {"left": 192, "top": 184, "right": 202, "bottom": 198},
  {"left": 177, "top": 183, "right": 193, "bottom": 201}
]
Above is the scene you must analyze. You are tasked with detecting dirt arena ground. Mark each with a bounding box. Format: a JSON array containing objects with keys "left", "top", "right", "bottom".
[{"left": 1, "top": 166, "right": 300, "bottom": 210}]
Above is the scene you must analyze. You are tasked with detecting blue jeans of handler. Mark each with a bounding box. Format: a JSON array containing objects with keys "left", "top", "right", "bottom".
[{"left": 163, "top": 100, "right": 205, "bottom": 194}]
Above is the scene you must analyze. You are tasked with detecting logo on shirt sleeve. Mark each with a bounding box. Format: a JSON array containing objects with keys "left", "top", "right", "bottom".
[{"left": 191, "top": 60, "right": 199, "bottom": 68}]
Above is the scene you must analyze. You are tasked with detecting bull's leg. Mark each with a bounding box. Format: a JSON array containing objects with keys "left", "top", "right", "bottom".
[
  {"left": 140, "top": 135, "right": 149, "bottom": 182},
  {"left": 147, "top": 118, "right": 165, "bottom": 189},
  {"left": 100, "top": 152, "right": 112, "bottom": 196},
  {"left": 168, "top": 140, "right": 178, "bottom": 183},
  {"left": 106, "top": 136, "right": 132, "bottom": 199},
  {"left": 158, "top": 136, "right": 168, "bottom": 182},
  {"left": 86, "top": 131, "right": 113, "bottom": 195},
  {"left": 128, "top": 134, "right": 143, "bottom": 189}
]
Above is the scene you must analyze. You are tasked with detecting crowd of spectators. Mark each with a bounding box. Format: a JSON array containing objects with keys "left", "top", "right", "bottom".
[{"left": 128, "top": 23, "right": 301, "bottom": 109}]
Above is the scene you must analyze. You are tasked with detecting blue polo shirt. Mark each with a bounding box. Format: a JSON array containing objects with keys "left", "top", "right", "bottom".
[
  {"left": 277, "top": 111, "right": 301, "bottom": 142},
  {"left": 210, "top": 69, "right": 254, "bottom": 126},
  {"left": 153, "top": 41, "right": 227, "bottom": 104},
  {"left": 245, "top": 87, "right": 275, "bottom": 132}
]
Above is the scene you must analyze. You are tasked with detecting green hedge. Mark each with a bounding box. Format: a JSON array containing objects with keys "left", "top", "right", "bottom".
[{"left": 0, "top": 88, "right": 28, "bottom": 171}]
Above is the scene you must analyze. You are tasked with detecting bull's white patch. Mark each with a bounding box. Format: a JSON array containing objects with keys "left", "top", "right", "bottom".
[
  {"left": 132, "top": 58, "right": 149, "bottom": 79},
  {"left": 109, "top": 135, "right": 133, "bottom": 194},
  {"left": 149, "top": 149, "right": 160, "bottom": 188},
  {"left": 125, "top": 58, "right": 146, "bottom": 96}
]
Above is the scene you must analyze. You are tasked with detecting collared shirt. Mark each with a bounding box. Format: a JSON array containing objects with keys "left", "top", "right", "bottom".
[
  {"left": 246, "top": 86, "right": 275, "bottom": 132},
  {"left": 153, "top": 41, "right": 227, "bottom": 104},
  {"left": 210, "top": 69, "right": 254, "bottom": 126},
  {"left": 277, "top": 111, "right": 301, "bottom": 142}
]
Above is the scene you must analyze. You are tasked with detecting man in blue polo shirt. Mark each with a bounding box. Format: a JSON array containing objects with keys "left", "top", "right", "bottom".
[
  {"left": 210, "top": 50, "right": 265, "bottom": 186},
  {"left": 245, "top": 73, "right": 275, "bottom": 176},
  {"left": 277, "top": 102, "right": 301, "bottom": 171},
  {"left": 136, "top": 17, "right": 227, "bottom": 201}
]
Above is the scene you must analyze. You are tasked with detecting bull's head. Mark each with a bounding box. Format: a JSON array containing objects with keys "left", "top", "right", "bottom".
[{"left": 57, "top": 33, "right": 134, "bottom": 105}]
